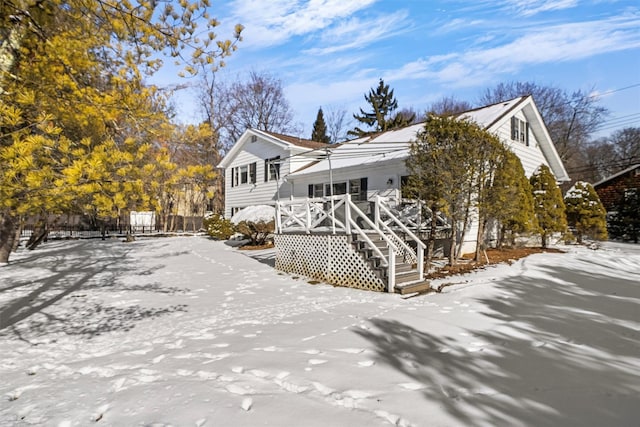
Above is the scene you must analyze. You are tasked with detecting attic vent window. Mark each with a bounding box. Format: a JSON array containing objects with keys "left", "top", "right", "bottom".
[
  {"left": 251, "top": 135, "right": 257, "bottom": 143},
  {"left": 511, "top": 117, "right": 530, "bottom": 146}
]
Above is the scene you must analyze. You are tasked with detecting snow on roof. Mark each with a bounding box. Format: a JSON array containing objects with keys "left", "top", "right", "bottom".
[
  {"left": 290, "top": 123, "right": 423, "bottom": 176},
  {"left": 288, "top": 96, "right": 530, "bottom": 178},
  {"left": 456, "top": 96, "right": 527, "bottom": 129}
]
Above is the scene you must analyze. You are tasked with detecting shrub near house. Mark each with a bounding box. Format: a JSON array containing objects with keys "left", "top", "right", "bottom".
[
  {"left": 203, "top": 214, "right": 235, "bottom": 240},
  {"left": 564, "top": 181, "right": 607, "bottom": 243}
]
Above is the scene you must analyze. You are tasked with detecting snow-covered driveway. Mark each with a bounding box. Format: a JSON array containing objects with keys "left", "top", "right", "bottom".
[{"left": 1, "top": 237, "right": 638, "bottom": 426}]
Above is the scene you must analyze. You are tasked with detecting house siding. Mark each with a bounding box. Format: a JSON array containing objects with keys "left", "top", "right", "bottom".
[
  {"left": 493, "top": 111, "right": 552, "bottom": 178},
  {"left": 594, "top": 166, "right": 640, "bottom": 212},
  {"left": 224, "top": 138, "right": 290, "bottom": 218},
  {"left": 222, "top": 135, "right": 322, "bottom": 218},
  {"left": 290, "top": 160, "right": 406, "bottom": 201}
]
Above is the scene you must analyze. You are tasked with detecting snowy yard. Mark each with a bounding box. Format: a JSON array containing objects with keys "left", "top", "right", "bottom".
[{"left": 0, "top": 236, "right": 638, "bottom": 426}]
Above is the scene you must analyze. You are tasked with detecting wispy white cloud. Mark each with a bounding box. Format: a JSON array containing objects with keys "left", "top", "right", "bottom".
[
  {"left": 452, "top": 0, "right": 579, "bottom": 17},
  {"left": 226, "top": 0, "right": 378, "bottom": 47},
  {"left": 434, "top": 17, "right": 486, "bottom": 35},
  {"left": 390, "top": 14, "right": 640, "bottom": 87},
  {"left": 303, "top": 10, "right": 410, "bottom": 55},
  {"left": 509, "top": 0, "right": 579, "bottom": 16}
]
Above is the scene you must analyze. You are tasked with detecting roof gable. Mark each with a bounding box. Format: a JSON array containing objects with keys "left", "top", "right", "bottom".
[
  {"left": 291, "top": 96, "right": 570, "bottom": 180},
  {"left": 478, "top": 96, "right": 569, "bottom": 181},
  {"left": 217, "top": 129, "right": 330, "bottom": 169},
  {"left": 456, "top": 96, "right": 528, "bottom": 129},
  {"left": 593, "top": 163, "right": 640, "bottom": 187}
]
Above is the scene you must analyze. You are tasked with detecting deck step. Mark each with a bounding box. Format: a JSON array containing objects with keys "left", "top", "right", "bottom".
[
  {"left": 395, "top": 263, "right": 414, "bottom": 273},
  {"left": 395, "top": 271, "right": 421, "bottom": 284},
  {"left": 395, "top": 280, "right": 432, "bottom": 295}
]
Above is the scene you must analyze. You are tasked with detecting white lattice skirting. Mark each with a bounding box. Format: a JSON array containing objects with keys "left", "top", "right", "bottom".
[{"left": 274, "top": 234, "right": 387, "bottom": 292}]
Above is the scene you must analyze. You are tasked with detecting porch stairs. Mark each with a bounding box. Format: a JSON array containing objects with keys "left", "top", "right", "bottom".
[
  {"left": 276, "top": 194, "right": 427, "bottom": 293},
  {"left": 350, "top": 233, "right": 424, "bottom": 291}
]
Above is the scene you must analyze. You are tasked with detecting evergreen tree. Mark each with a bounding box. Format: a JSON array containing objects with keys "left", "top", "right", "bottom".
[
  {"left": 406, "top": 115, "right": 501, "bottom": 266},
  {"left": 348, "top": 79, "right": 414, "bottom": 138},
  {"left": 311, "top": 107, "right": 330, "bottom": 144},
  {"left": 530, "top": 165, "right": 568, "bottom": 248},
  {"left": 486, "top": 151, "right": 537, "bottom": 248},
  {"left": 607, "top": 181, "right": 639, "bottom": 243},
  {"left": 564, "top": 181, "right": 608, "bottom": 243}
]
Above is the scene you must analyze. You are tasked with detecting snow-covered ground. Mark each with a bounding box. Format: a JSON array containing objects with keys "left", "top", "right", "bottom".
[{"left": 0, "top": 237, "right": 638, "bottom": 427}]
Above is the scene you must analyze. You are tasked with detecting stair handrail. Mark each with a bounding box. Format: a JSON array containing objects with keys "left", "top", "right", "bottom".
[
  {"left": 375, "top": 196, "right": 426, "bottom": 249},
  {"left": 345, "top": 194, "right": 399, "bottom": 267},
  {"left": 376, "top": 219, "right": 418, "bottom": 263},
  {"left": 375, "top": 195, "right": 426, "bottom": 280}
]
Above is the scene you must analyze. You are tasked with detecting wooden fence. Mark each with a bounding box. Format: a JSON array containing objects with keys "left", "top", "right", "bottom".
[{"left": 19, "top": 214, "right": 205, "bottom": 239}]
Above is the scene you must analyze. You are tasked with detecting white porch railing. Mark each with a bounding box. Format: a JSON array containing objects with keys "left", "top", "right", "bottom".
[
  {"left": 374, "top": 195, "right": 424, "bottom": 279},
  {"left": 275, "top": 194, "right": 426, "bottom": 291}
]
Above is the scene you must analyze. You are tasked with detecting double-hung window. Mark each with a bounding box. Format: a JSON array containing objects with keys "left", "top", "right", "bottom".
[
  {"left": 231, "top": 162, "right": 257, "bottom": 187},
  {"left": 307, "top": 178, "right": 367, "bottom": 200},
  {"left": 239, "top": 165, "right": 248, "bottom": 184},
  {"left": 349, "top": 178, "right": 368, "bottom": 201},
  {"left": 264, "top": 156, "right": 281, "bottom": 182},
  {"left": 511, "top": 117, "right": 529, "bottom": 146}
]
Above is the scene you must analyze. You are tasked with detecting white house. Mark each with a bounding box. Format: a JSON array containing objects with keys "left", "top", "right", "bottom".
[
  {"left": 217, "top": 129, "right": 330, "bottom": 218},
  {"left": 284, "top": 95, "right": 569, "bottom": 200},
  {"left": 218, "top": 96, "right": 570, "bottom": 293},
  {"left": 219, "top": 96, "right": 568, "bottom": 215}
]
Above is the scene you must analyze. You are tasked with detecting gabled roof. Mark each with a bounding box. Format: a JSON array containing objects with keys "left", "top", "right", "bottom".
[
  {"left": 261, "top": 130, "right": 330, "bottom": 150},
  {"left": 593, "top": 163, "right": 640, "bottom": 187},
  {"left": 455, "top": 96, "right": 528, "bottom": 129},
  {"left": 477, "top": 95, "right": 569, "bottom": 182},
  {"left": 289, "top": 95, "right": 569, "bottom": 182},
  {"left": 217, "top": 128, "right": 330, "bottom": 170},
  {"left": 288, "top": 124, "right": 422, "bottom": 176}
]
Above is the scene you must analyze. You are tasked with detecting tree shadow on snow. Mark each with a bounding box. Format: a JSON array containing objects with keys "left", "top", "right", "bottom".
[
  {"left": 239, "top": 248, "right": 276, "bottom": 268},
  {"left": 355, "top": 264, "right": 639, "bottom": 427},
  {"left": 0, "top": 240, "right": 190, "bottom": 342}
]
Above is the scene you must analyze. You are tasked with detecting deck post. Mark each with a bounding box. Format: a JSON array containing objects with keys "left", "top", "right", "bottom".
[
  {"left": 387, "top": 244, "right": 396, "bottom": 293},
  {"left": 345, "top": 194, "right": 351, "bottom": 235},
  {"left": 275, "top": 202, "right": 282, "bottom": 233},
  {"left": 374, "top": 195, "right": 381, "bottom": 227},
  {"left": 417, "top": 244, "right": 424, "bottom": 279},
  {"left": 305, "top": 198, "right": 311, "bottom": 233}
]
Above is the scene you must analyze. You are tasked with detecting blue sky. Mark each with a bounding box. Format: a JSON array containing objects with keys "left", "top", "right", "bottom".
[{"left": 160, "top": 0, "right": 640, "bottom": 139}]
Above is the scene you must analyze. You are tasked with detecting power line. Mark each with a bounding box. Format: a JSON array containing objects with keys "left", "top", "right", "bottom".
[
  {"left": 587, "top": 83, "right": 640, "bottom": 101},
  {"left": 594, "top": 112, "right": 640, "bottom": 133}
]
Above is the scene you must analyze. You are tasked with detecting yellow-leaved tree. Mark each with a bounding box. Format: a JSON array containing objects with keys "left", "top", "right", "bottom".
[{"left": 0, "top": 0, "right": 242, "bottom": 262}]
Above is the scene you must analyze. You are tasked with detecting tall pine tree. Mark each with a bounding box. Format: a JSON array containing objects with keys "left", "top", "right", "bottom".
[
  {"left": 348, "top": 79, "right": 414, "bottom": 138},
  {"left": 311, "top": 107, "right": 330, "bottom": 144},
  {"left": 564, "top": 181, "right": 608, "bottom": 243},
  {"left": 530, "top": 165, "right": 568, "bottom": 248},
  {"left": 486, "top": 151, "right": 538, "bottom": 248}
]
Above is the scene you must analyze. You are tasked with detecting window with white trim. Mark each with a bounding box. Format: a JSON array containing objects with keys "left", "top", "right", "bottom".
[
  {"left": 310, "top": 184, "right": 323, "bottom": 198},
  {"left": 239, "top": 165, "right": 248, "bottom": 184},
  {"left": 325, "top": 182, "right": 347, "bottom": 196},
  {"left": 264, "top": 156, "right": 281, "bottom": 182},
  {"left": 511, "top": 117, "right": 529, "bottom": 146},
  {"left": 349, "top": 178, "right": 368, "bottom": 201},
  {"left": 307, "top": 178, "right": 368, "bottom": 200},
  {"left": 230, "top": 162, "right": 257, "bottom": 187}
]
